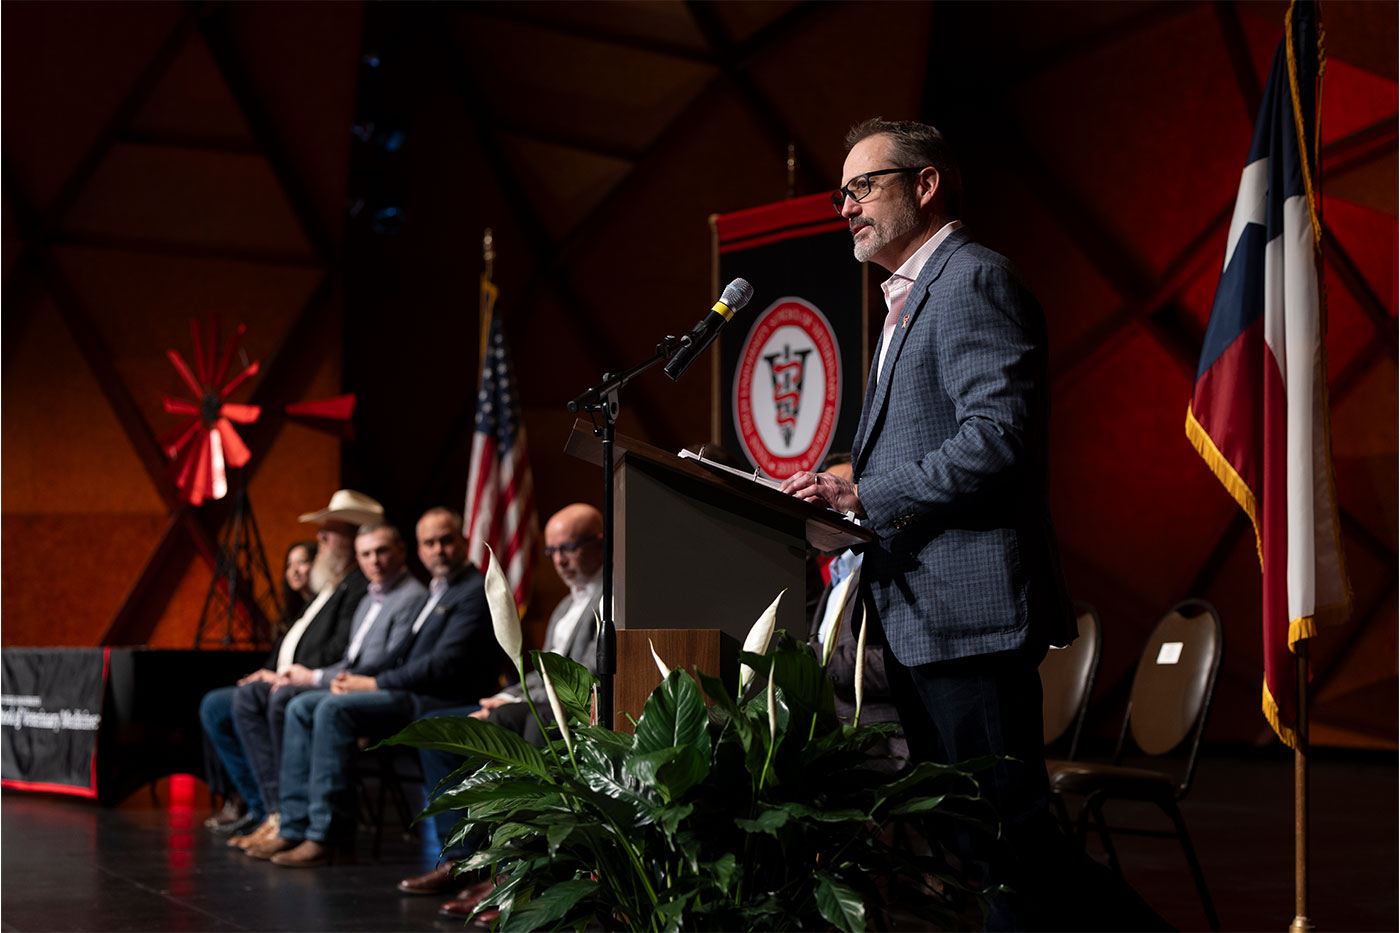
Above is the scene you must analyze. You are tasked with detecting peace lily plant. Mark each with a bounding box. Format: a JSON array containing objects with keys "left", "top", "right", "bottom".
[{"left": 382, "top": 547, "right": 1001, "bottom": 931}]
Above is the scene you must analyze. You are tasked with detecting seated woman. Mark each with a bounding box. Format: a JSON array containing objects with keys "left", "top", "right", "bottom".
[{"left": 279, "top": 540, "right": 317, "bottom": 631}]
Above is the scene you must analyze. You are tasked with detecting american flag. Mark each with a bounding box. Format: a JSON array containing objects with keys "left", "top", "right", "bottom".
[
  {"left": 1185, "top": 0, "right": 1349, "bottom": 749},
  {"left": 465, "top": 278, "right": 538, "bottom": 611}
]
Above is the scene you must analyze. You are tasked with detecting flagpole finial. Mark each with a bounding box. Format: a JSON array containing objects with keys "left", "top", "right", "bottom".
[{"left": 482, "top": 228, "right": 495, "bottom": 282}]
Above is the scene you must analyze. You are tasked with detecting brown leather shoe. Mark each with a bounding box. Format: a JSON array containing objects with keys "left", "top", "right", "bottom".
[
  {"left": 244, "top": 836, "right": 298, "bottom": 860},
  {"left": 269, "top": 839, "right": 355, "bottom": 868},
  {"left": 437, "top": 879, "right": 497, "bottom": 918},
  {"left": 397, "top": 860, "right": 468, "bottom": 895},
  {"left": 229, "top": 813, "right": 279, "bottom": 849}
]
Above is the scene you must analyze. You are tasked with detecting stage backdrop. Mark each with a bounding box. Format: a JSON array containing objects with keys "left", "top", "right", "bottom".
[{"left": 712, "top": 194, "right": 868, "bottom": 479}]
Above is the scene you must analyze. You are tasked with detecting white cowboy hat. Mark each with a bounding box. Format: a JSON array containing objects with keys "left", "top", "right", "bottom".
[{"left": 297, "top": 489, "right": 385, "bottom": 526}]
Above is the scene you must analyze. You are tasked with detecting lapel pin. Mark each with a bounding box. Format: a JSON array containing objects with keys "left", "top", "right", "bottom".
[{"left": 901, "top": 313, "right": 911, "bottom": 328}]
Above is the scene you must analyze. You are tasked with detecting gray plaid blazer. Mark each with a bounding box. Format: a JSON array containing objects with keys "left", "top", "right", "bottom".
[{"left": 852, "top": 227, "right": 1075, "bottom": 667}]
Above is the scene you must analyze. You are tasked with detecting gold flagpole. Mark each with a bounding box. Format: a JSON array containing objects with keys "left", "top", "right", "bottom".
[
  {"left": 785, "top": 142, "right": 796, "bottom": 200},
  {"left": 479, "top": 228, "right": 497, "bottom": 372},
  {"left": 1289, "top": 641, "right": 1312, "bottom": 933}
]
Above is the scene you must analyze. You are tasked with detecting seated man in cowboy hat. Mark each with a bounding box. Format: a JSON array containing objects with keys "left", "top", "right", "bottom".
[{"left": 199, "top": 489, "right": 380, "bottom": 845}]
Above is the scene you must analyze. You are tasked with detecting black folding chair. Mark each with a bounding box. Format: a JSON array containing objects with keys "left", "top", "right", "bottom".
[{"left": 1047, "top": 598, "right": 1223, "bottom": 931}]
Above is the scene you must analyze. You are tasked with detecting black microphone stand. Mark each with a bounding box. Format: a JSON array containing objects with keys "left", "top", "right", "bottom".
[{"left": 567, "top": 335, "right": 683, "bottom": 730}]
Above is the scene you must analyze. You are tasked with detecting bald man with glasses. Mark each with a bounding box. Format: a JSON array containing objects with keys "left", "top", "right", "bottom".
[{"left": 471, "top": 502, "right": 603, "bottom": 736}]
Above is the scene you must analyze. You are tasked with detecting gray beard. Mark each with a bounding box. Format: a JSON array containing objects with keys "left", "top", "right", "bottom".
[
  {"left": 852, "top": 190, "right": 922, "bottom": 264},
  {"left": 309, "top": 547, "right": 353, "bottom": 595}
]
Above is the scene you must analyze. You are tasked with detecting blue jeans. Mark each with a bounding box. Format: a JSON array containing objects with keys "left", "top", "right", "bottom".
[
  {"left": 415, "top": 706, "right": 485, "bottom": 860},
  {"left": 199, "top": 686, "right": 265, "bottom": 821},
  {"left": 277, "top": 689, "right": 418, "bottom": 844}
]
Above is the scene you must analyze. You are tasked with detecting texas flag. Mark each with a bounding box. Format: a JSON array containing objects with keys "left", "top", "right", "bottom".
[{"left": 1186, "top": 0, "right": 1351, "bottom": 750}]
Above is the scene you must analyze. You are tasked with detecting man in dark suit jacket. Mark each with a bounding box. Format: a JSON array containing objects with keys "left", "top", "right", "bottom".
[
  {"left": 781, "top": 119, "right": 1079, "bottom": 928},
  {"left": 198, "top": 490, "right": 378, "bottom": 840},
  {"left": 257, "top": 507, "right": 498, "bottom": 869},
  {"left": 396, "top": 503, "right": 602, "bottom": 913}
]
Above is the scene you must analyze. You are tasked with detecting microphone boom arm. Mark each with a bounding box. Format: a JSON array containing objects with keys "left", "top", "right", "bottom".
[{"left": 567, "top": 335, "right": 681, "bottom": 415}]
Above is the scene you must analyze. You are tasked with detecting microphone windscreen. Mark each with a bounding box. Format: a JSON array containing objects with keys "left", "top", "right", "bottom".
[{"left": 721, "top": 278, "right": 754, "bottom": 312}]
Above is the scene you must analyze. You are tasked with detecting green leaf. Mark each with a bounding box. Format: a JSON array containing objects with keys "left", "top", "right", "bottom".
[
  {"left": 734, "top": 807, "right": 790, "bottom": 837},
  {"left": 694, "top": 669, "right": 741, "bottom": 718},
  {"left": 565, "top": 769, "right": 656, "bottom": 831},
  {"left": 779, "top": 800, "right": 869, "bottom": 823},
  {"left": 420, "top": 771, "right": 556, "bottom": 819},
  {"left": 489, "top": 821, "right": 537, "bottom": 848},
  {"left": 573, "top": 723, "right": 635, "bottom": 753},
  {"left": 738, "top": 645, "right": 834, "bottom": 719},
  {"left": 707, "top": 851, "right": 738, "bottom": 893},
  {"left": 696, "top": 669, "right": 756, "bottom": 752},
  {"left": 814, "top": 872, "right": 867, "bottom": 932},
  {"left": 625, "top": 745, "right": 710, "bottom": 802},
  {"left": 633, "top": 669, "right": 709, "bottom": 756},
  {"left": 545, "top": 820, "right": 573, "bottom": 857},
  {"left": 378, "top": 715, "right": 549, "bottom": 777},
  {"left": 427, "top": 757, "right": 478, "bottom": 798},
  {"left": 655, "top": 896, "right": 687, "bottom": 933},
  {"left": 573, "top": 732, "right": 628, "bottom": 787},
  {"left": 441, "top": 814, "right": 479, "bottom": 853},
  {"left": 653, "top": 801, "right": 694, "bottom": 836},
  {"left": 529, "top": 650, "right": 597, "bottom": 724}
]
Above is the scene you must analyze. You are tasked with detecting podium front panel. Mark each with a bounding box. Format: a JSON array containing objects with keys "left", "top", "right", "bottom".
[{"left": 615, "top": 457, "right": 808, "bottom": 645}]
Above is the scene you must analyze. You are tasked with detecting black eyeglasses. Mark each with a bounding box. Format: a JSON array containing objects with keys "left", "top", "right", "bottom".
[
  {"left": 830, "top": 167, "right": 922, "bottom": 213},
  {"left": 543, "top": 536, "right": 602, "bottom": 557}
]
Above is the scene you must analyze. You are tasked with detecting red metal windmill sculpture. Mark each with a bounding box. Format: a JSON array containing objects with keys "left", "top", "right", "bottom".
[{"left": 159, "top": 316, "right": 355, "bottom": 648}]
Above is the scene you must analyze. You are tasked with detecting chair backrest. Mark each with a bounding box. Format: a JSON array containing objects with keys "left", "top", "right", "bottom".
[
  {"left": 1118, "top": 598, "right": 1224, "bottom": 794},
  {"left": 1039, "top": 602, "right": 1102, "bottom": 758}
]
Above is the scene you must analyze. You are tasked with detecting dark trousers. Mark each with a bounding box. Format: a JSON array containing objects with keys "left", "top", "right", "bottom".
[
  {"left": 887, "top": 643, "right": 1168, "bottom": 932},
  {"left": 230, "top": 681, "right": 312, "bottom": 813},
  {"left": 886, "top": 644, "right": 1057, "bottom": 928}
]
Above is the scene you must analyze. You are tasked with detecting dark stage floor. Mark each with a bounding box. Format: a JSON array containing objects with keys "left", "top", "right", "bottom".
[{"left": 1, "top": 750, "right": 1395, "bottom": 932}]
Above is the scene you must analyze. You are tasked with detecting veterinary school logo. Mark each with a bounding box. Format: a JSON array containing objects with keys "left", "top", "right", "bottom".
[{"left": 733, "top": 297, "right": 840, "bottom": 478}]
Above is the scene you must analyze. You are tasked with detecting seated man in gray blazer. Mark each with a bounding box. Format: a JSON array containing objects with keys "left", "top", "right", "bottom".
[{"left": 235, "top": 521, "right": 424, "bottom": 856}]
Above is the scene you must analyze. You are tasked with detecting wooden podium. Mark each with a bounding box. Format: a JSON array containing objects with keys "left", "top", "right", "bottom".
[{"left": 566, "top": 420, "right": 870, "bottom": 725}]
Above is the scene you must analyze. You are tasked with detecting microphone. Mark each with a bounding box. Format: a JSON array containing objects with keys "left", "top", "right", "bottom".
[{"left": 663, "top": 278, "right": 754, "bottom": 381}]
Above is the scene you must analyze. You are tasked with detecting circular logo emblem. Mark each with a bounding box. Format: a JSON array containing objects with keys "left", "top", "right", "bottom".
[{"left": 733, "top": 296, "right": 841, "bottom": 479}]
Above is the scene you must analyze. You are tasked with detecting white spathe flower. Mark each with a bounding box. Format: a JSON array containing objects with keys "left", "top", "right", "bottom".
[
  {"left": 740, "top": 589, "right": 784, "bottom": 691},
  {"left": 482, "top": 544, "right": 522, "bottom": 672},
  {"left": 540, "top": 664, "right": 574, "bottom": 758},
  {"left": 820, "top": 568, "right": 857, "bottom": 666},
  {"left": 853, "top": 600, "right": 869, "bottom": 727},
  {"left": 766, "top": 657, "right": 778, "bottom": 740},
  {"left": 649, "top": 638, "right": 671, "bottom": 679}
]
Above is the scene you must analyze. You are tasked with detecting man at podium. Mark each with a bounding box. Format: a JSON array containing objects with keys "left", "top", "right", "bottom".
[{"left": 780, "top": 118, "right": 1077, "bottom": 929}]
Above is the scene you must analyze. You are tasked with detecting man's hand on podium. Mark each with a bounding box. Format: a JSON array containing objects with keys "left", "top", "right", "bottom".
[{"left": 780, "top": 470, "right": 865, "bottom": 519}]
